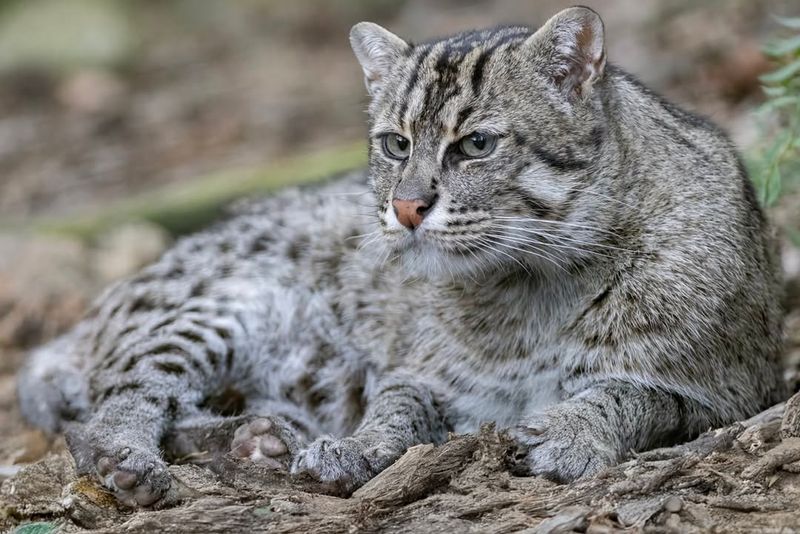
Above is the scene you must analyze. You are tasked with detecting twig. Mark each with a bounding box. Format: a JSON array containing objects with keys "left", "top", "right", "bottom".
[
  {"left": 698, "top": 496, "right": 787, "bottom": 513},
  {"left": 634, "top": 425, "right": 741, "bottom": 462},
  {"left": 741, "top": 437, "right": 800, "bottom": 479}
]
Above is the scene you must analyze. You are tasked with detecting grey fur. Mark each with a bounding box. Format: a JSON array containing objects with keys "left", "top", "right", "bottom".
[{"left": 18, "top": 6, "right": 785, "bottom": 504}]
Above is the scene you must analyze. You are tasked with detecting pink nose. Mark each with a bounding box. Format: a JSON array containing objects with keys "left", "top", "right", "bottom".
[{"left": 392, "top": 198, "right": 431, "bottom": 229}]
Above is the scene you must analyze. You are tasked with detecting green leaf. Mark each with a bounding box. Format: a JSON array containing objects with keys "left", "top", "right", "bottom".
[
  {"left": 760, "top": 58, "right": 800, "bottom": 84},
  {"left": 760, "top": 95, "right": 800, "bottom": 112},
  {"left": 766, "top": 131, "right": 792, "bottom": 160},
  {"left": 762, "top": 85, "right": 787, "bottom": 97},
  {"left": 759, "top": 187, "right": 768, "bottom": 206},
  {"left": 764, "top": 34, "right": 800, "bottom": 56},
  {"left": 13, "top": 523, "right": 58, "bottom": 534},
  {"left": 750, "top": 158, "right": 769, "bottom": 206},
  {"left": 766, "top": 165, "right": 782, "bottom": 206},
  {"left": 774, "top": 16, "right": 800, "bottom": 30}
]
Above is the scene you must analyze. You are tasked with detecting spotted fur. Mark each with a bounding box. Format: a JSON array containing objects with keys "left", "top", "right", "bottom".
[{"left": 18, "top": 7, "right": 785, "bottom": 504}]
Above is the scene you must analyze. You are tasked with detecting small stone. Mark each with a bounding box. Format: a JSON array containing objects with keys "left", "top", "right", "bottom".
[
  {"left": 663, "top": 495, "right": 683, "bottom": 513},
  {"left": 533, "top": 506, "right": 589, "bottom": 533}
]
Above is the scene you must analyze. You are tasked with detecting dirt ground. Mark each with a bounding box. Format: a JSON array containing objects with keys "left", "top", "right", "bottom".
[{"left": 2, "top": 1, "right": 800, "bottom": 532}]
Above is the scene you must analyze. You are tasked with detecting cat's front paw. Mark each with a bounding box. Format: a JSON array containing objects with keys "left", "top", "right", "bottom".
[
  {"left": 292, "top": 436, "right": 398, "bottom": 491},
  {"left": 230, "top": 416, "right": 303, "bottom": 471},
  {"left": 507, "top": 412, "right": 619, "bottom": 483},
  {"left": 65, "top": 425, "right": 170, "bottom": 507}
]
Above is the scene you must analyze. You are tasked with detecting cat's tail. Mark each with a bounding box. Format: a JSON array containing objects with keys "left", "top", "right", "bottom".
[{"left": 17, "top": 322, "right": 91, "bottom": 434}]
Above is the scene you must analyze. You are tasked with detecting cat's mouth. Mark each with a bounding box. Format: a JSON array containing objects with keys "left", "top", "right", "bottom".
[
  {"left": 386, "top": 226, "right": 492, "bottom": 265},
  {"left": 390, "top": 227, "right": 470, "bottom": 253}
]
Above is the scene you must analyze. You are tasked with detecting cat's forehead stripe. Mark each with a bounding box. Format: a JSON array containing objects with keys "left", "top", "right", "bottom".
[
  {"left": 393, "top": 43, "right": 434, "bottom": 123},
  {"left": 389, "top": 27, "right": 533, "bottom": 131}
]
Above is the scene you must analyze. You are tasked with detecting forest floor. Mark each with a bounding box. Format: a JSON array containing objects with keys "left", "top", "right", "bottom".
[
  {"left": 2, "top": 1, "right": 800, "bottom": 532},
  {"left": 2, "top": 394, "right": 800, "bottom": 532}
]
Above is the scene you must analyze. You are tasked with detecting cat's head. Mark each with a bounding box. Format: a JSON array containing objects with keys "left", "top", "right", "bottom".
[{"left": 350, "top": 7, "right": 613, "bottom": 281}]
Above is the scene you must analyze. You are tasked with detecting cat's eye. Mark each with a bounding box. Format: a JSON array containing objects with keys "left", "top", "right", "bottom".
[
  {"left": 458, "top": 132, "right": 497, "bottom": 158},
  {"left": 382, "top": 133, "right": 411, "bottom": 160}
]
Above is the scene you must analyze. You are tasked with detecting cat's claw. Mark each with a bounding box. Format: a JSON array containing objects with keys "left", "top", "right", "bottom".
[
  {"left": 292, "top": 436, "right": 398, "bottom": 492},
  {"left": 95, "top": 449, "right": 170, "bottom": 506},
  {"left": 507, "top": 411, "right": 617, "bottom": 483},
  {"left": 66, "top": 425, "right": 171, "bottom": 507}
]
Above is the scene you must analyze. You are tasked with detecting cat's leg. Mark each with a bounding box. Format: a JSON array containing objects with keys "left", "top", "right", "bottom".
[
  {"left": 509, "top": 381, "right": 701, "bottom": 482},
  {"left": 66, "top": 282, "right": 257, "bottom": 506},
  {"left": 292, "top": 371, "right": 449, "bottom": 491}
]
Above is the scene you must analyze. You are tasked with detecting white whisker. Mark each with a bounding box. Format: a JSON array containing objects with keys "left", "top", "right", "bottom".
[
  {"left": 473, "top": 236, "right": 535, "bottom": 276},
  {"left": 493, "top": 216, "right": 624, "bottom": 239},
  {"left": 484, "top": 233, "right": 568, "bottom": 268},
  {"left": 492, "top": 224, "right": 638, "bottom": 254},
  {"left": 487, "top": 231, "right": 615, "bottom": 261},
  {"left": 478, "top": 235, "right": 566, "bottom": 273}
]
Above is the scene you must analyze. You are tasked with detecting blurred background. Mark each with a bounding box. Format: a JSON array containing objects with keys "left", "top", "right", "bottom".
[{"left": 0, "top": 0, "right": 799, "bottom": 469}]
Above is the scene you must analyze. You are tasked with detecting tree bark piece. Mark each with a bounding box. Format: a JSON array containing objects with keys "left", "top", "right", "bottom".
[
  {"left": 780, "top": 392, "right": 800, "bottom": 439},
  {"left": 633, "top": 425, "right": 741, "bottom": 462},
  {"left": 740, "top": 437, "right": 800, "bottom": 479},
  {"left": 353, "top": 434, "right": 480, "bottom": 509}
]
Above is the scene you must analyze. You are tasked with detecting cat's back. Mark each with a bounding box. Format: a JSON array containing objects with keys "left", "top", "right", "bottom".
[{"left": 606, "top": 65, "right": 762, "bottom": 223}]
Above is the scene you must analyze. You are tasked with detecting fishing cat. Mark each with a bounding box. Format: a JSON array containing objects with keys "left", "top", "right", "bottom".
[{"left": 18, "top": 6, "right": 786, "bottom": 507}]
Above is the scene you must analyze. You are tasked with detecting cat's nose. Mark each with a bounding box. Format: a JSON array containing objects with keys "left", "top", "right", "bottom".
[{"left": 392, "top": 196, "right": 436, "bottom": 230}]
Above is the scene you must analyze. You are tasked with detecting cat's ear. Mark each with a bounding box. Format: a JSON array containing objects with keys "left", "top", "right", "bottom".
[
  {"left": 350, "top": 22, "right": 409, "bottom": 97},
  {"left": 525, "top": 6, "right": 606, "bottom": 99}
]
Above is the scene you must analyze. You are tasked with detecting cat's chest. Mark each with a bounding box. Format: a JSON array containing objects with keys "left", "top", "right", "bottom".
[
  {"left": 395, "top": 312, "right": 565, "bottom": 430},
  {"left": 382, "top": 276, "right": 591, "bottom": 427},
  {"left": 445, "top": 361, "right": 563, "bottom": 432},
  {"left": 392, "top": 279, "right": 567, "bottom": 367}
]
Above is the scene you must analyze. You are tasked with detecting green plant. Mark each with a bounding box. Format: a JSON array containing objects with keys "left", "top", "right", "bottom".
[
  {"left": 752, "top": 16, "right": 800, "bottom": 207},
  {"left": 12, "top": 523, "right": 58, "bottom": 534}
]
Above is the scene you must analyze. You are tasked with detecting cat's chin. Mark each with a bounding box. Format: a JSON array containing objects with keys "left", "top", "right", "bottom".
[
  {"left": 380, "top": 231, "right": 505, "bottom": 282},
  {"left": 394, "top": 244, "right": 499, "bottom": 283}
]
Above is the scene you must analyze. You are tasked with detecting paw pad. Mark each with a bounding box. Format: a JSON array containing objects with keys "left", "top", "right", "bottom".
[
  {"left": 92, "top": 448, "right": 171, "bottom": 507},
  {"left": 230, "top": 417, "right": 293, "bottom": 470}
]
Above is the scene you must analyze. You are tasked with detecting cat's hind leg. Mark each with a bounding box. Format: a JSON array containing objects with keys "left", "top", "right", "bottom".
[
  {"left": 17, "top": 322, "right": 92, "bottom": 434},
  {"left": 66, "top": 273, "right": 266, "bottom": 506}
]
